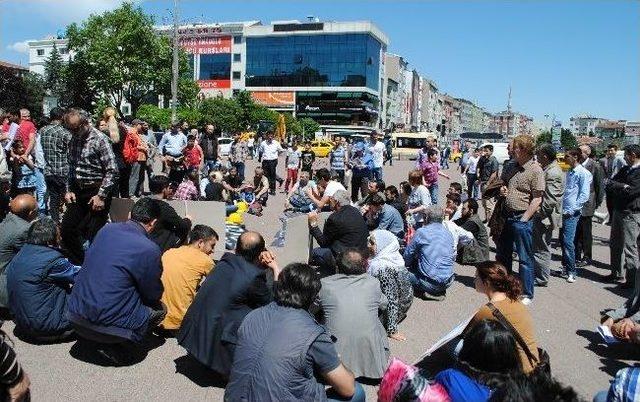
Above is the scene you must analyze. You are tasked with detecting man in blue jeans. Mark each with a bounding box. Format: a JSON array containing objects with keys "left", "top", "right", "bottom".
[
  {"left": 404, "top": 206, "right": 455, "bottom": 301},
  {"left": 496, "top": 135, "right": 545, "bottom": 305},
  {"left": 559, "top": 148, "right": 592, "bottom": 283}
]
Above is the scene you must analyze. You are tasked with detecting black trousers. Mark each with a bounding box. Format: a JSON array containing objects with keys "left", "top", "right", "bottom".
[
  {"left": 45, "top": 176, "right": 66, "bottom": 224},
  {"left": 351, "top": 174, "right": 369, "bottom": 203},
  {"left": 574, "top": 215, "right": 593, "bottom": 261},
  {"left": 60, "top": 184, "right": 111, "bottom": 265},
  {"left": 262, "top": 159, "right": 278, "bottom": 192}
]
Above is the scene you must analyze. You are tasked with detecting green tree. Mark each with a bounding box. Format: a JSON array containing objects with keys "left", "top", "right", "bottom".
[
  {"left": 59, "top": 52, "right": 98, "bottom": 111},
  {"left": 199, "top": 97, "right": 242, "bottom": 133},
  {"left": 536, "top": 131, "right": 552, "bottom": 146},
  {"left": 43, "top": 44, "right": 65, "bottom": 99},
  {"left": 65, "top": 2, "right": 196, "bottom": 117},
  {"left": 136, "top": 104, "right": 171, "bottom": 130},
  {"left": 299, "top": 117, "right": 320, "bottom": 140},
  {"left": 0, "top": 70, "right": 46, "bottom": 121},
  {"left": 560, "top": 128, "right": 578, "bottom": 149}
]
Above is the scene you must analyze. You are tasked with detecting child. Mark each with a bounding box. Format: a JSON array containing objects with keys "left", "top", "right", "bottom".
[
  {"left": 300, "top": 142, "right": 316, "bottom": 175},
  {"left": 284, "top": 142, "right": 301, "bottom": 193},
  {"left": 183, "top": 134, "right": 203, "bottom": 171},
  {"left": 174, "top": 170, "right": 199, "bottom": 200},
  {"left": 418, "top": 148, "right": 451, "bottom": 205},
  {"left": 10, "top": 140, "right": 36, "bottom": 196}
]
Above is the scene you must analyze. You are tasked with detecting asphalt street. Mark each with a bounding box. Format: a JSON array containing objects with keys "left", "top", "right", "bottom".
[{"left": 4, "top": 157, "right": 637, "bottom": 401}]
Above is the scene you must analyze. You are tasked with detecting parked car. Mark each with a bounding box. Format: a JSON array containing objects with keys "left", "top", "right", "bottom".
[
  {"left": 449, "top": 150, "right": 463, "bottom": 163},
  {"left": 556, "top": 153, "right": 570, "bottom": 171},
  {"left": 311, "top": 140, "right": 334, "bottom": 158},
  {"left": 218, "top": 137, "right": 233, "bottom": 156}
]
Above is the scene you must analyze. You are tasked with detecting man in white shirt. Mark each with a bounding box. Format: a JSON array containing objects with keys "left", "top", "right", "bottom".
[
  {"left": 463, "top": 148, "right": 481, "bottom": 200},
  {"left": 307, "top": 168, "right": 346, "bottom": 211},
  {"left": 259, "top": 132, "right": 284, "bottom": 195},
  {"left": 368, "top": 131, "right": 386, "bottom": 181}
]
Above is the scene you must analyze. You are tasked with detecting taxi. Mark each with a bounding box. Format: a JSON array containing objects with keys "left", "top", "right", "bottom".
[
  {"left": 311, "top": 140, "right": 334, "bottom": 157},
  {"left": 556, "top": 152, "right": 570, "bottom": 171}
]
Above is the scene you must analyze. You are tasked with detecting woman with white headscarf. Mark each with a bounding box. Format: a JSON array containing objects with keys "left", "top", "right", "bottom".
[{"left": 368, "top": 229, "right": 414, "bottom": 341}]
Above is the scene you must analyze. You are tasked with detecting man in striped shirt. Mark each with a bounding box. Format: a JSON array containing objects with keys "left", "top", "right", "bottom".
[{"left": 0, "top": 329, "right": 30, "bottom": 400}]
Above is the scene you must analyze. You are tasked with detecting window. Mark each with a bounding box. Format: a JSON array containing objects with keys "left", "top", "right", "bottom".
[
  {"left": 199, "top": 53, "right": 231, "bottom": 81},
  {"left": 232, "top": 71, "right": 241, "bottom": 80},
  {"left": 37, "top": 49, "right": 45, "bottom": 56},
  {"left": 59, "top": 48, "right": 68, "bottom": 54},
  {"left": 232, "top": 89, "right": 240, "bottom": 96},
  {"left": 233, "top": 53, "right": 241, "bottom": 62},
  {"left": 233, "top": 36, "right": 242, "bottom": 44}
]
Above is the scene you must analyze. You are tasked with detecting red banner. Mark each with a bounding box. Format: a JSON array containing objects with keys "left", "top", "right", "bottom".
[
  {"left": 180, "top": 36, "right": 231, "bottom": 55},
  {"left": 197, "top": 80, "right": 231, "bottom": 89}
]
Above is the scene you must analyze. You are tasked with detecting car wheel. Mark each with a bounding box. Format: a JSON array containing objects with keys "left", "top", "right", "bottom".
[{"left": 454, "top": 157, "right": 460, "bottom": 162}]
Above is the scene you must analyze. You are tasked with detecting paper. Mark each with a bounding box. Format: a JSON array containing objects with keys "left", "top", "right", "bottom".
[
  {"left": 597, "top": 325, "right": 620, "bottom": 344},
  {"left": 415, "top": 314, "right": 475, "bottom": 363}
]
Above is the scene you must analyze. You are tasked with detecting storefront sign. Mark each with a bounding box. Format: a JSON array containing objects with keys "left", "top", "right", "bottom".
[
  {"left": 180, "top": 36, "right": 232, "bottom": 55},
  {"left": 198, "top": 80, "right": 231, "bottom": 89},
  {"left": 250, "top": 91, "right": 295, "bottom": 107}
]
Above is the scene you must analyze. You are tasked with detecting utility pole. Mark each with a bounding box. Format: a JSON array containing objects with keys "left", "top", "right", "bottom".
[{"left": 170, "top": 0, "right": 179, "bottom": 124}]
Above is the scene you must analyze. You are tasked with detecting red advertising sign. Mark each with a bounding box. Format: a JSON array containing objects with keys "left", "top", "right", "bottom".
[
  {"left": 197, "top": 80, "right": 231, "bottom": 89},
  {"left": 180, "top": 36, "right": 231, "bottom": 55},
  {"left": 250, "top": 91, "right": 295, "bottom": 107}
]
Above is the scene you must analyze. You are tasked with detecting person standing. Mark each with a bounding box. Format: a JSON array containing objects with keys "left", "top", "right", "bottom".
[
  {"left": 123, "top": 119, "right": 148, "bottom": 198},
  {"left": 40, "top": 107, "right": 71, "bottom": 223},
  {"left": 574, "top": 145, "right": 604, "bottom": 267},
  {"left": 606, "top": 144, "right": 640, "bottom": 287},
  {"left": 329, "top": 138, "right": 348, "bottom": 185},
  {"left": 478, "top": 144, "right": 500, "bottom": 222},
  {"left": 16, "top": 109, "right": 46, "bottom": 214},
  {"left": 199, "top": 124, "right": 219, "bottom": 175},
  {"left": 418, "top": 148, "right": 450, "bottom": 205},
  {"left": 532, "top": 144, "right": 564, "bottom": 287},
  {"left": 369, "top": 131, "right": 386, "bottom": 181},
  {"left": 300, "top": 141, "right": 316, "bottom": 176},
  {"left": 463, "top": 148, "right": 481, "bottom": 200},
  {"left": 600, "top": 144, "right": 626, "bottom": 224},
  {"left": 158, "top": 122, "right": 188, "bottom": 183},
  {"left": 284, "top": 141, "right": 301, "bottom": 193},
  {"left": 229, "top": 132, "right": 248, "bottom": 181},
  {"left": 142, "top": 121, "right": 157, "bottom": 183},
  {"left": 558, "top": 148, "right": 592, "bottom": 284},
  {"left": 383, "top": 135, "right": 394, "bottom": 166},
  {"left": 61, "top": 108, "right": 118, "bottom": 265},
  {"left": 495, "top": 135, "right": 544, "bottom": 304},
  {"left": 349, "top": 142, "right": 373, "bottom": 203},
  {"left": 259, "top": 132, "right": 284, "bottom": 196}
]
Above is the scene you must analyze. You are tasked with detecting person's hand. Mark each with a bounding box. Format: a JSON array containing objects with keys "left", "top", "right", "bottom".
[
  {"left": 389, "top": 332, "right": 407, "bottom": 341},
  {"left": 499, "top": 185, "right": 508, "bottom": 197},
  {"left": 258, "top": 250, "right": 280, "bottom": 277},
  {"left": 308, "top": 210, "right": 319, "bottom": 225},
  {"left": 64, "top": 192, "right": 76, "bottom": 204},
  {"left": 7, "top": 372, "right": 30, "bottom": 402},
  {"left": 88, "top": 195, "right": 105, "bottom": 211}
]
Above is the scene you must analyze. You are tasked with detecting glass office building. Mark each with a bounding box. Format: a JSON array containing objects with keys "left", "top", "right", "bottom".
[{"left": 245, "top": 34, "right": 381, "bottom": 90}]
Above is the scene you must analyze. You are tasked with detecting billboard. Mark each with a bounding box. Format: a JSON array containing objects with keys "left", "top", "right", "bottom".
[
  {"left": 250, "top": 91, "right": 295, "bottom": 108},
  {"left": 180, "top": 36, "right": 232, "bottom": 55}
]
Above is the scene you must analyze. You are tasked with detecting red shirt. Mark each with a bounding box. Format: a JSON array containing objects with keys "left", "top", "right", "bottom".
[
  {"left": 17, "top": 120, "right": 36, "bottom": 147},
  {"left": 183, "top": 145, "right": 203, "bottom": 168}
]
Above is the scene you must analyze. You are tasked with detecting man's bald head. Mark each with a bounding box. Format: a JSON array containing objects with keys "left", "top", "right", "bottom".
[
  {"left": 10, "top": 194, "right": 38, "bottom": 221},
  {"left": 236, "top": 231, "right": 266, "bottom": 263}
]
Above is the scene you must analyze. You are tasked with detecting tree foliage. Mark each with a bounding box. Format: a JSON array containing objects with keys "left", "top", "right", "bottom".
[
  {"left": 44, "top": 44, "right": 65, "bottom": 98},
  {"left": 65, "top": 2, "right": 198, "bottom": 117},
  {"left": 0, "top": 69, "right": 46, "bottom": 121},
  {"left": 536, "top": 128, "right": 578, "bottom": 150},
  {"left": 299, "top": 117, "right": 321, "bottom": 139}
]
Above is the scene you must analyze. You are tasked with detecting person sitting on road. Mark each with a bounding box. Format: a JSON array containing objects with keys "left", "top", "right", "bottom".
[
  {"left": 148, "top": 175, "right": 192, "bottom": 253},
  {"left": 159, "top": 225, "right": 218, "bottom": 336},
  {"left": 204, "top": 170, "right": 225, "bottom": 202},
  {"left": 319, "top": 248, "right": 389, "bottom": 380},
  {"left": 308, "top": 190, "right": 369, "bottom": 273},
  {"left": 357, "top": 179, "right": 386, "bottom": 207},
  {"left": 445, "top": 192, "right": 463, "bottom": 221},
  {"left": 364, "top": 194, "right": 404, "bottom": 238},
  {"left": 252, "top": 167, "right": 270, "bottom": 206},
  {"left": 67, "top": 198, "right": 167, "bottom": 361},
  {"left": 435, "top": 319, "right": 524, "bottom": 401},
  {"left": 225, "top": 263, "right": 365, "bottom": 402},
  {"left": 307, "top": 168, "right": 346, "bottom": 211},
  {"left": 177, "top": 232, "right": 280, "bottom": 379},
  {"left": 466, "top": 261, "right": 540, "bottom": 374},
  {"left": 174, "top": 170, "right": 199, "bottom": 201},
  {"left": 6, "top": 218, "right": 81, "bottom": 343},
  {"left": 403, "top": 206, "right": 455, "bottom": 301},
  {"left": 454, "top": 199, "right": 490, "bottom": 265},
  {"left": 284, "top": 170, "right": 316, "bottom": 213},
  {"left": 367, "top": 230, "right": 413, "bottom": 341},
  {"left": 384, "top": 185, "right": 407, "bottom": 222},
  {"left": 222, "top": 165, "right": 244, "bottom": 200}
]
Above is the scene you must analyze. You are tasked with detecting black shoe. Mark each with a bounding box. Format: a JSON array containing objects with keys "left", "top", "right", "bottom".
[
  {"left": 269, "top": 190, "right": 276, "bottom": 196},
  {"left": 534, "top": 280, "right": 548, "bottom": 287},
  {"left": 603, "top": 273, "right": 625, "bottom": 283},
  {"left": 576, "top": 259, "right": 590, "bottom": 268}
]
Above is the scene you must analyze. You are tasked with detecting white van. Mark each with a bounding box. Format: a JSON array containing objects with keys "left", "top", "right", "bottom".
[{"left": 479, "top": 142, "right": 510, "bottom": 165}]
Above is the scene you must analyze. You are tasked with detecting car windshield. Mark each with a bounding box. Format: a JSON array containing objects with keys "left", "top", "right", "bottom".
[{"left": 396, "top": 137, "right": 427, "bottom": 149}]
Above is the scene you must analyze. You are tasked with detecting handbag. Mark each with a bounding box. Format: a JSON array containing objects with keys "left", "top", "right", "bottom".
[{"left": 487, "top": 303, "right": 551, "bottom": 375}]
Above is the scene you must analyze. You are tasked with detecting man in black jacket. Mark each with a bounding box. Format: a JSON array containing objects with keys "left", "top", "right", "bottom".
[
  {"left": 177, "top": 231, "right": 280, "bottom": 379},
  {"left": 147, "top": 175, "right": 191, "bottom": 252},
  {"left": 308, "top": 189, "right": 369, "bottom": 273},
  {"left": 606, "top": 144, "right": 640, "bottom": 288}
]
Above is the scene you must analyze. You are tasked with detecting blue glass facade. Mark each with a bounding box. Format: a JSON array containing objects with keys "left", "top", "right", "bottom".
[
  {"left": 245, "top": 34, "right": 381, "bottom": 91},
  {"left": 199, "top": 53, "right": 231, "bottom": 81}
]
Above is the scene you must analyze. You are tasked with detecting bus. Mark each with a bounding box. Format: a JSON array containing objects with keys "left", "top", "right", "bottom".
[{"left": 390, "top": 132, "right": 437, "bottom": 160}]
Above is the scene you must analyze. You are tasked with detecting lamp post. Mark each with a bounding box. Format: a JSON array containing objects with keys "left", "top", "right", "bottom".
[{"left": 170, "top": 0, "right": 179, "bottom": 124}]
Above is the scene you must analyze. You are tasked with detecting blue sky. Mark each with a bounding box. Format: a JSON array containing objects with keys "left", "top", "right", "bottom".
[{"left": 1, "top": 0, "right": 638, "bottom": 125}]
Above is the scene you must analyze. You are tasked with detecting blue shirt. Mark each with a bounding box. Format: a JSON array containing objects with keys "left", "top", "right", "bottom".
[
  {"left": 403, "top": 222, "right": 455, "bottom": 284},
  {"left": 562, "top": 163, "right": 592, "bottom": 214},
  {"left": 607, "top": 367, "right": 640, "bottom": 402},
  {"left": 158, "top": 131, "right": 187, "bottom": 157},
  {"left": 435, "top": 369, "right": 491, "bottom": 402},
  {"left": 375, "top": 204, "right": 405, "bottom": 237},
  {"left": 330, "top": 146, "right": 346, "bottom": 171}
]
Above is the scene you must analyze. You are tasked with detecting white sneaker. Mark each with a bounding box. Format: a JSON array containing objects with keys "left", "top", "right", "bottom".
[
  {"left": 567, "top": 274, "right": 576, "bottom": 283},
  {"left": 521, "top": 297, "right": 532, "bottom": 306}
]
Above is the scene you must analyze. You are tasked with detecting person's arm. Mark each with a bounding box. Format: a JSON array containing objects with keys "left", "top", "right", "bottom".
[
  {"left": 594, "top": 163, "right": 605, "bottom": 208},
  {"left": 403, "top": 231, "right": 421, "bottom": 268},
  {"left": 540, "top": 173, "right": 563, "bottom": 217},
  {"left": 48, "top": 258, "right": 81, "bottom": 283},
  {"left": 158, "top": 134, "right": 168, "bottom": 155},
  {"left": 0, "top": 333, "right": 29, "bottom": 401},
  {"left": 255, "top": 178, "right": 269, "bottom": 198},
  {"left": 577, "top": 171, "right": 593, "bottom": 211},
  {"left": 322, "top": 364, "right": 356, "bottom": 399},
  {"left": 20, "top": 156, "right": 35, "bottom": 170},
  {"left": 521, "top": 196, "right": 542, "bottom": 222},
  {"left": 309, "top": 214, "right": 337, "bottom": 247},
  {"left": 438, "top": 170, "right": 450, "bottom": 179},
  {"left": 135, "top": 250, "right": 164, "bottom": 306},
  {"left": 22, "top": 129, "right": 36, "bottom": 157},
  {"left": 452, "top": 221, "right": 475, "bottom": 245}
]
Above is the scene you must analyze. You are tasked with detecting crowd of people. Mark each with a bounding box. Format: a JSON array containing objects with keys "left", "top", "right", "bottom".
[{"left": 0, "top": 104, "right": 639, "bottom": 401}]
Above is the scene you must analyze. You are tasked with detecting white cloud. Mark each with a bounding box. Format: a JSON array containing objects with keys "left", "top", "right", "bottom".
[
  {"left": 6, "top": 40, "right": 35, "bottom": 54},
  {"left": 11, "top": 0, "right": 142, "bottom": 26}
]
